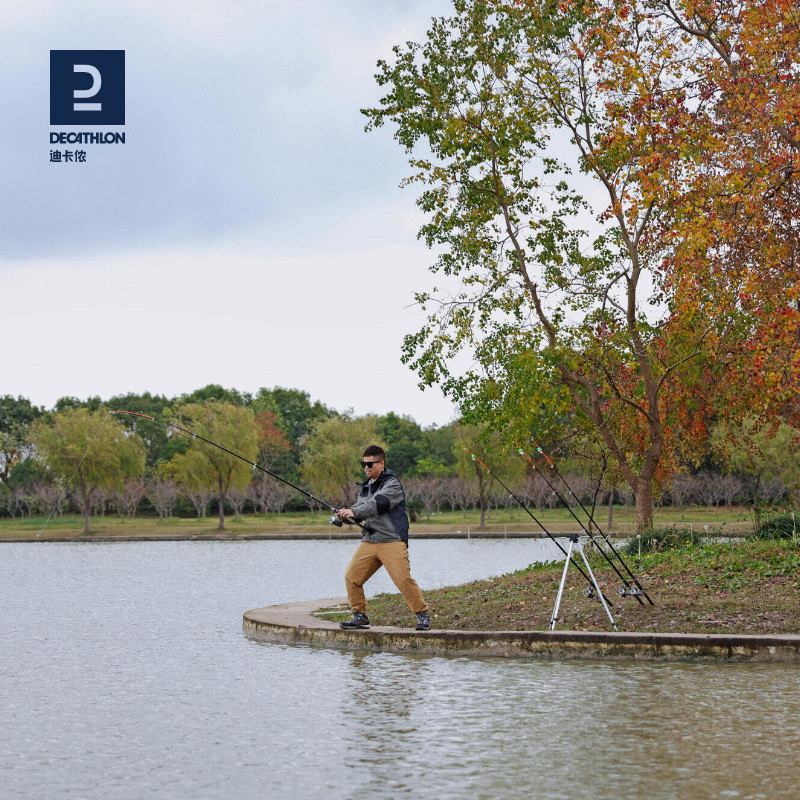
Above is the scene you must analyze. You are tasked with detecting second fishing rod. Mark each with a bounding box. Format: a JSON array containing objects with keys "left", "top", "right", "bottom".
[
  {"left": 520, "top": 439, "right": 653, "bottom": 605},
  {"left": 110, "top": 410, "right": 363, "bottom": 531}
]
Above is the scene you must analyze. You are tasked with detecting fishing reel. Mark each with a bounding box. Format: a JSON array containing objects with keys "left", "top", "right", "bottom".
[
  {"left": 328, "top": 514, "right": 344, "bottom": 528},
  {"left": 583, "top": 586, "right": 596, "bottom": 599},
  {"left": 618, "top": 584, "right": 645, "bottom": 597}
]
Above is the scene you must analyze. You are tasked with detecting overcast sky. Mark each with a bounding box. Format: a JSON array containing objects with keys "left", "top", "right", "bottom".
[{"left": 1, "top": 0, "right": 461, "bottom": 426}]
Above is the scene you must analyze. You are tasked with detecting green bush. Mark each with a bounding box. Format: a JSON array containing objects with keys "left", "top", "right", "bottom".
[
  {"left": 623, "top": 527, "right": 689, "bottom": 556},
  {"left": 754, "top": 512, "right": 798, "bottom": 541},
  {"left": 406, "top": 498, "right": 424, "bottom": 522},
  {"left": 515, "top": 559, "right": 562, "bottom": 574}
]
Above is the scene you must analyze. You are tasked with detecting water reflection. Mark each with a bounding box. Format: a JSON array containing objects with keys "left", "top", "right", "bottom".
[{"left": 342, "top": 652, "right": 437, "bottom": 792}]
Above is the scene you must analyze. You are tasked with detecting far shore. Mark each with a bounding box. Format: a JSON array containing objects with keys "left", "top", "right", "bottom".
[{"left": 0, "top": 506, "right": 756, "bottom": 542}]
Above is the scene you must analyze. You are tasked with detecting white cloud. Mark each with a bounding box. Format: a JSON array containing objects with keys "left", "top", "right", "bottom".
[
  {"left": 1, "top": 224, "right": 458, "bottom": 425},
  {"left": 0, "top": 0, "right": 465, "bottom": 424}
]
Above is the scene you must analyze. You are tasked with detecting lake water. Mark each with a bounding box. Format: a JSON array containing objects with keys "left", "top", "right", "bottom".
[{"left": 1, "top": 540, "right": 798, "bottom": 799}]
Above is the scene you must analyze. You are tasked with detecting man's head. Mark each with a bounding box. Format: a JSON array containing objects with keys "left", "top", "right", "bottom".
[{"left": 361, "top": 445, "right": 386, "bottom": 481}]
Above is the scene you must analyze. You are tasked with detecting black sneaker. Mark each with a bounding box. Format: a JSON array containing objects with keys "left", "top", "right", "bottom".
[
  {"left": 415, "top": 612, "right": 431, "bottom": 631},
  {"left": 339, "top": 612, "right": 370, "bottom": 630}
]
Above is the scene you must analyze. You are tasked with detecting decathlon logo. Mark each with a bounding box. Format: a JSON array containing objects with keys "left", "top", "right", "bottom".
[{"left": 50, "top": 50, "right": 125, "bottom": 125}]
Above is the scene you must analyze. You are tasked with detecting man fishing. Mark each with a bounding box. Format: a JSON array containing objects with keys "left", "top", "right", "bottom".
[{"left": 335, "top": 445, "right": 430, "bottom": 631}]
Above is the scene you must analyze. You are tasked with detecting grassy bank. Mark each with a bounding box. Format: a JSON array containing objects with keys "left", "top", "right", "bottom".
[
  {"left": 0, "top": 505, "right": 756, "bottom": 540},
  {"left": 339, "top": 537, "right": 800, "bottom": 635},
  {"left": 0, "top": 513, "right": 339, "bottom": 540}
]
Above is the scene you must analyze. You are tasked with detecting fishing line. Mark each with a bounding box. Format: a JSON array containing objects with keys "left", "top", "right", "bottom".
[
  {"left": 463, "top": 447, "right": 614, "bottom": 606},
  {"left": 37, "top": 411, "right": 112, "bottom": 540}
]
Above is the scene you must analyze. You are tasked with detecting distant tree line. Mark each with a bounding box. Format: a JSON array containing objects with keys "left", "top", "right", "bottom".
[{"left": 1, "top": 387, "right": 799, "bottom": 532}]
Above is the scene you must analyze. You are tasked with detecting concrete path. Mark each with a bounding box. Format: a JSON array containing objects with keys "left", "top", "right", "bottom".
[{"left": 243, "top": 598, "right": 800, "bottom": 663}]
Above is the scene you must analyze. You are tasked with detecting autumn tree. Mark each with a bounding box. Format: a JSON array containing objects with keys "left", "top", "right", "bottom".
[
  {"left": 164, "top": 401, "right": 258, "bottom": 531},
  {"left": 364, "top": 0, "right": 800, "bottom": 531},
  {"left": 109, "top": 479, "right": 148, "bottom": 520},
  {"left": 254, "top": 410, "right": 292, "bottom": 471},
  {"left": 251, "top": 387, "right": 331, "bottom": 479},
  {"left": 32, "top": 408, "right": 145, "bottom": 533},
  {"left": 654, "top": 0, "right": 800, "bottom": 422}
]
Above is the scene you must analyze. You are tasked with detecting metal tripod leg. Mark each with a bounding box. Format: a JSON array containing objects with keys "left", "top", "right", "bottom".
[
  {"left": 550, "top": 533, "right": 617, "bottom": 632},
  {"left": 575, "top": 538, "right": 617, "bottom": 631},
  {"left": 550, "top": 536, "right": 575, "bottom": 630}
]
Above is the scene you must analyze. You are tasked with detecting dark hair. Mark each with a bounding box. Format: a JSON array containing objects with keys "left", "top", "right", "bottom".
[{"left": 363, "top": 445, "right": 386, "bottom": 461}]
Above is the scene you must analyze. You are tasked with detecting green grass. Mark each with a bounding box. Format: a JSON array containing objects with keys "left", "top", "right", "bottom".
[
  {"left": 348, "top": 538, "right": 800, "bottom": 635},
  {"left": 0, "top": 504, "right": 757, "bottom": 540},
  {"left": 0, "top": 511, "right": 339, "bottom": 539},
  {"left": 411, "top": 504, "right": 754, "bottom": 528}
]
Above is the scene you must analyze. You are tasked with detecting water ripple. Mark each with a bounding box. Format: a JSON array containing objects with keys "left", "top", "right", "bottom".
[{"left": 0, "top": 540, "right": 797, "bottom": 799}]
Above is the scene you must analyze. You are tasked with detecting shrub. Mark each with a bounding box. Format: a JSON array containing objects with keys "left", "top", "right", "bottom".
[
  {"left": 514, "top": 559, "right": 562, "bottom": 574},
  {"left": 623, "top": 527, "right": 688, "bottom": 556},
  {"left": 754, "top": 511, "right": 798, "bottom": 541}
]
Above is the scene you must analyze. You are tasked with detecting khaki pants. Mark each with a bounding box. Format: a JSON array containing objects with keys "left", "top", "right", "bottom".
[{"left": 344, "top": 541, "right": 428, "bottom": 615}]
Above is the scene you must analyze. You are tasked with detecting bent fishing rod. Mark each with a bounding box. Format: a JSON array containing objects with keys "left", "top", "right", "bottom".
[
  {"left": 520, "top": 439, "right": 653, "bottom": 604},
  {"left": 110, "top": 410, "right": 363, "bottom": 530},
  {"left": 464, "top": 448, "right": 614, "bottom": 606}
]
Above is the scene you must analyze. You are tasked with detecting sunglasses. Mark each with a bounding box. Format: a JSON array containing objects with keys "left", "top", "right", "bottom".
[{"left": 360, "top": 460, "right": 383, "bottom": 469}]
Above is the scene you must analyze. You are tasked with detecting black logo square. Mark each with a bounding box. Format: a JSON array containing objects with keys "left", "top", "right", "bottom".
[{"left": 50, "top": 50, "right": 125, "bottom": 125}]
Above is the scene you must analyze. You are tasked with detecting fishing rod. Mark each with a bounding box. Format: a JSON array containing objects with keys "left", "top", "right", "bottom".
[
  {"left": 464, "top": 448, "right": 614, "bottom": 607},
  {"left": 110, "top": 410, "right": 363, "bottom": 530},
  {"left": 521, "top": 438, "right": 653, "bottom": 604},
  {"left": 516, "top": 445, "right": 646, "bottom": 605}
]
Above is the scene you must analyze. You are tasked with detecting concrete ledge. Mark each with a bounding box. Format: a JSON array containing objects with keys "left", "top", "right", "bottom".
[{"left": 243, "top": 598, "right": 800, "bottom": 663}]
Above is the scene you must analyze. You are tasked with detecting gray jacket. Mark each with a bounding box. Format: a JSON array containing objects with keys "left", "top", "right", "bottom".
[{"left": 350, "top": 468, "right": 410, "bottom": 544}]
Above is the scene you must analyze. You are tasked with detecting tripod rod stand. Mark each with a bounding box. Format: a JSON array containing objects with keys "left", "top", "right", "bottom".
[{"left": 550, "top": 533, "right": 617, "bottom": 632}]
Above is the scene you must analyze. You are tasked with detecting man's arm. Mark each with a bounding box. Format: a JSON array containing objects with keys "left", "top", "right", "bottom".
[{"left": 349, "top": 476, "right": 404, "bottom": 522}]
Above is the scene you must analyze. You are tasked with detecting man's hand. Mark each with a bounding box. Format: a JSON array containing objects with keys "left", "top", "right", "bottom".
[{"left": 336, "top": 508, "right": 355, "bottom": 522}]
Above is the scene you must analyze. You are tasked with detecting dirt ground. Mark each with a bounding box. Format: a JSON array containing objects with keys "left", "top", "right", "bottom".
[{"left": 344, "top": 539, "right": 800, "bottom": 634}]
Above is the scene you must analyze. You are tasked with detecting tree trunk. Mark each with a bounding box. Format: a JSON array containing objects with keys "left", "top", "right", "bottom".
[
  {"left": 80, "top": 474, "right": 91, "bottom": 534},
  {"left": 633, "top": 480, "right": 654, "bottom": 534},
  {"left": 607, "top": 489, "right": 614, "bottom": 531},
  {"left": 751, "top": 477, "right": 760, "bottom": 508},
  {"left": 218, "top": 476, "right": 225, "bottom": 531},
  {"left": 475, "top": 462, "right": 488, "bottom": 530}
]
